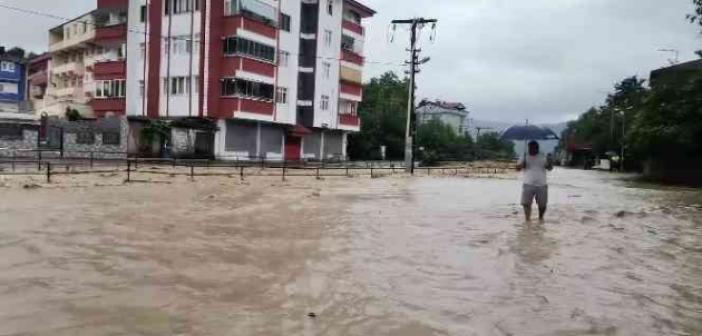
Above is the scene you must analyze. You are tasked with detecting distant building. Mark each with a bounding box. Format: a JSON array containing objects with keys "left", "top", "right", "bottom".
[
  {"left": 416, "top": 100, "right": 469, "bottom": 135},
  {"left": 0, "top": 48, "right": 27, "bottom": 114},
  {"left": 26, "top": 53, "right": 50, "bottom": 113},
  {"left": 649, "top": 59, "right": 702, "bottom": 89}
]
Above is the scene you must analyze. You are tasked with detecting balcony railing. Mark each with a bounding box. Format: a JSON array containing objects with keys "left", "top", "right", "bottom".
[
  {"left": 98, "top": 0, "right": 128, "bottom": 9},
  {"left": 341, "top": 49, "right": 364, "bottom": 66},
  {"left": 52, "top": 62, "right": 85, "bottom": 77},
  {"left": 94, "top": 24, "right": 127, "bottom": 44},
  {"left": 93, "top": 60, "right": 126, "bottom": 80},
  {"left": 342, "top": 20, "right": 364, "bottom": 35},
  {"left": 339, "top": 114, "right": 360, "bottom": 127}
]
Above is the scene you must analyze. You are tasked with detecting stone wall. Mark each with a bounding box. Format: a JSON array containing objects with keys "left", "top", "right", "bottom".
[{"left": 0, "top": 128, "right": 39, "bottom": 158}]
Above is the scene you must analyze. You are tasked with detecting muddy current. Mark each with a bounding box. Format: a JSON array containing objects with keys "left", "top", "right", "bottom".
[{"left": 0, "top": 169, "right": 700, "bottom": 335}]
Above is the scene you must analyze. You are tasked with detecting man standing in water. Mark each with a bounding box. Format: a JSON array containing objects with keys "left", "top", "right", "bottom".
[{"left": 517, "top": 141, "right": 553, "bottom": 221}]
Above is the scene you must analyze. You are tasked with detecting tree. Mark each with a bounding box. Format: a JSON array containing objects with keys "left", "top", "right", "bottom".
[
  {"left": 688, "top": 0, "right": 702, "bottom": 57},
  {"left": 65, "top": 107, "right": 81, "bottom": 121},
  {"left": 347, "top": 72, "right": 409, "bottom": 160},
  {"left": 415, "top": 119, "right": 474, "bottom": 165},
  {"left": 560, "top": 76, "right": 649, "bottom": 166},
  {"left": 476, "top": 132, "right": 514, "bottom": 159},
  {"left": 628, "top": 72, "right": 702, "bottom": 162}
]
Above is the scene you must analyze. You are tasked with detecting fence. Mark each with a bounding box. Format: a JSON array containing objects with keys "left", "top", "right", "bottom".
[{"left": 0, "top": 151, "right": 516, "bottom": 184}]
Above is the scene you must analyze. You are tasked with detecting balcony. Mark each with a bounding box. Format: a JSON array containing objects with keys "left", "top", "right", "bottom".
[
  {"left": 51, "top": 86, "right": 82, "bottom": 100},
  {"left": 340, "top": 65, "right": 362, "bottom": 84},
  {"left": 340, "top": 81, "right": 362, "bottom": 97},
  {"left": 98, "top": 0, "right": 128, "bottom": 9},
  {"left": 339, "top": 114, "right": 360, "bottom": 127},
  {"left": 90, "top": 97, "right": 126, "bottom": 116},
  {"left": 341, "top": 49, "right": 364, "bottom": 66},
  {"left": 28, "top": 70, "right": 48, "bottom": 86},
  {"left": 94, "top": 24, "right": 127, "bottom": 45},
  {"left": 93, "top": 60, "right": 126, "bottom": 80},
  {"left": 49, "top": 30, "right": 95, "bottom": 53},
  {"left": 342, "top": 20, "right": 364, "bottom": 35},
  {"left": 52, "top": 62, "right": 85, "bottom": 77}
]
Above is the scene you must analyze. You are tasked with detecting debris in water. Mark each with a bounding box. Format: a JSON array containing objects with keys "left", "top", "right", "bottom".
[
  {"left": 22, "top": 183, "right": 42, "bottom": 189},
  {"left": 615, "top": 210, "right": 634, "bottom": 218},
  {"left": 307, "top": 312, "right": 317, "bottom": 318}
]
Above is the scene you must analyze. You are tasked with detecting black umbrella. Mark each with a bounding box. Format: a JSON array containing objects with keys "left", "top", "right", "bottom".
[{"left": 500, "top": 125, "right": 559, "bottom": 141}]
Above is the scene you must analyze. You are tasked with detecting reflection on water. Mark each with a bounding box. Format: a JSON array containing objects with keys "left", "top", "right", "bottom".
[{"left": 0, "top": 169, "right": 700, "bottom": 335}]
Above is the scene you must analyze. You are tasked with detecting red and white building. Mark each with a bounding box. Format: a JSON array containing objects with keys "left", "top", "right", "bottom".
[{"left": 42, "top": 0, "right": 374, "bottom": 160}]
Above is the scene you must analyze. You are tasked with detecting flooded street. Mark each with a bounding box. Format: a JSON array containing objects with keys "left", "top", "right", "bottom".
[{"left": 0, "top": 168, "right": 701, "bottom": 335}]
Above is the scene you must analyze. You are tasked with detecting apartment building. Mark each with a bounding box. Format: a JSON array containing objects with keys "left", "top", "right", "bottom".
[
  {"left": 0, "top": 49, "right": 26, "bottom": 114},
  {"left": 43, "top": 0, "right": 374, "bottom": 160},
  {"left": 42, "top": 1, "right": 129, "bottom": 118}
]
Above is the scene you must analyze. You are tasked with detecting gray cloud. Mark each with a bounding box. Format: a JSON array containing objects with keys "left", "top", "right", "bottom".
[{"left": 0, "top": 0, "right": 699, "bottom": 123}]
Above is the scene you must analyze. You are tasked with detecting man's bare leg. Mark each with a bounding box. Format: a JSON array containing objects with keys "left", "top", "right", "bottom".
[
  {"left": 538, "top": 207, "right": 547, "bottom": 221},
  {"left": 523, "top": 205, "right": 532, "bottom": 222}
]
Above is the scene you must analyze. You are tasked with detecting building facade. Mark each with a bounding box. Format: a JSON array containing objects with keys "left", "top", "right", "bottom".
[
  {"left": 416, "top": 100, "right": 470, "bottom": 136},
  {"left": 0, "top": 50, "right": 27, "bottom": 114},
  {"left": 41, "top": 0, "right": 374, "bottom": 160}
]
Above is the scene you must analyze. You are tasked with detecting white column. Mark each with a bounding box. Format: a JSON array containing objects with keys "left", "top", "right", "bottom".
[
  {"left": 256, "top": 122, "right": 262, "bottom": 158},
  {"left": 342, "top": 132, "right": 348, "bottom": 159}
]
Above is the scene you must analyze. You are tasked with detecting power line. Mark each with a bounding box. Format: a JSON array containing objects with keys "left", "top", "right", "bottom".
[
  {"left": 391, "top": 17, "right": 437, "bottom": 175},
  {"left": 0, "top": 2, "right": 404, "bottom": 66}
]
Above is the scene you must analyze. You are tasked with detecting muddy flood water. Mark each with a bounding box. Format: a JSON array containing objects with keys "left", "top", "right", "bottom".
[{"left": 0, "top": 168, "right": 701, "bottom": 335}]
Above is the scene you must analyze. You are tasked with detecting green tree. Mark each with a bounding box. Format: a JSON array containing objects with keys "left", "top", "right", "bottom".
[
  {"left": 347, "top": 72, "right": 409, "bottom": 160},
  {"left": 476, "top": 132, "right": 514, "bottom": 159},
  {"left": 689, "top": 0, "right": 702, "bottom": 57},
  {"left": 628, "top": 72, "right": 702, "bottom": 162},
  {"left": 560, "top": 76, "right": 649, "bottom": 166},
  {"left": 415, "top": 119, "right": 474, "bottom": 164}
]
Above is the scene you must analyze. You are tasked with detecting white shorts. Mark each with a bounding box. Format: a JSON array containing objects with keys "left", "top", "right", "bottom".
[{"left": 521, "top": 184, "right": 548, "bottom": 208}]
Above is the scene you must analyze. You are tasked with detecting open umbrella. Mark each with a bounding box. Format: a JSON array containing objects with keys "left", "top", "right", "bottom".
[
  {"left": 500, "top": 124, "right": 560, "bottom": 141},
  {"left": 500, "top": 124, "right": 560, "bottom": 161}
]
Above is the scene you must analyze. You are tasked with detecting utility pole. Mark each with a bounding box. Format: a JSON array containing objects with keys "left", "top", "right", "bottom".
[{"left": 392, "top": 18, "right": 437, "bottom": 174}]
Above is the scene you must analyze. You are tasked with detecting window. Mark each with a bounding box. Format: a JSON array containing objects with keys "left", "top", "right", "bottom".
[
  {"left": 76, "top": 131, "right": 95, "bottom": 144},
  {"left": 140, "top": 43, "right": 146, "bottom": 59},
  {"left": 165, "top": 0, "right": 198, "bottom": 15},
  {"left": 94, "top": 79, "right": 126, "bottom": 98},
  {"left": 280, "top": 13, "right": 291, "bottom": 32},
  {"left": 350, "top": 102, "right": 357, "bottom": 115},
  {"left": 139, "top": 80, "right": 145, "bottom": 97},
  {"left": 140, "top": 5, "right": 147, "bottom": 22},
  {"left": 341, "top": 35, "right": 354, "bottom": 51},
  {"left": 117, "top": 44, "right": 126, "bottom": 59},
  {"left": 279, "top": 51, "right": 290, "bottom": 67},
  {"left": 222, "top": 37, "right": 276, "bottom": 62},
  {"left": 327, "top": 0, "right": 333, "bottom": 15},
  {"left": 1, "top": 61, "right": 16, "bottom": 72},
  {"left": 0, "top": 84, "right": 3, "bottom": 92},
  {"left": 220, "top": 78, "right": 274, "bottom": 100},
  {"left": 276, "top": 87, "right": 288, "bottom": 104},
  {"left": 102, "top": 131, "right": 121, "bottom": 145},
  {"left": 324, "top": 30, "right": 333, "bottom": 48},
  {"left": 322, "top": 62, "right": 331, "bottom": 79},
  {"left": 320, "top": 95, "right": 330, "bottom": 110},
  {"left": 163, "top": 77, "right": 190, "bottom": 95}
]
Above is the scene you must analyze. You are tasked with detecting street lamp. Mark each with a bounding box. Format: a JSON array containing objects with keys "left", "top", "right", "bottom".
[{"left": 613, "top": 106, "right": 633, "bottom": 171}]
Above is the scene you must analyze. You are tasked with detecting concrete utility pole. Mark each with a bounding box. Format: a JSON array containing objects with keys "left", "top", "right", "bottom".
[{"left": 392, "top": 18, "right": 437, "bottom": 174}]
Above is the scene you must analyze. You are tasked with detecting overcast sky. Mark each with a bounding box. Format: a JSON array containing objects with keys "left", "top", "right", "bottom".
[{"left": 1, "top": 0, "right": 699, "bottom": 123}]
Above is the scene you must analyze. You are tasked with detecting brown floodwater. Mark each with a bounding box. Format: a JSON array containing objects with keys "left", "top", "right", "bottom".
[{"left": 0, "top": 168, "right": 700, "bottom": 335}]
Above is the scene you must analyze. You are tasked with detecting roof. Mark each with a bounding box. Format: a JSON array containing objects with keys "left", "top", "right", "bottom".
[
  {"left": 49, "top": 10, "right": 97, "bottom": 33},
  {"left": 344, "top": 0, "right": 376, "bottom": 17},
  {"left": 417, "top": 100, "right": 469, "bottom": 116},
  {"left": 29, "top": 53, "right": 51, "bottom": 65}
]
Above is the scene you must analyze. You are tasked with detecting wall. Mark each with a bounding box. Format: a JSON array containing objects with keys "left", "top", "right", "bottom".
[
  {"left": 0, "top": 128, "right": 39, "bottom": 157},
  {"left": 314, "top": 0, "right": 342, "bottom": 129},
  {"left": 61, "top": 117, "right": 128, "bottom": 158},
  {"left": 276, "top": 0, "right": 302, "bottom": 125}
]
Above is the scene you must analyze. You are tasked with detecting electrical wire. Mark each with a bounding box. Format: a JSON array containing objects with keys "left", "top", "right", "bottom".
[{"left": 0, "top": 2, "right": 404, "bottom": 66}]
